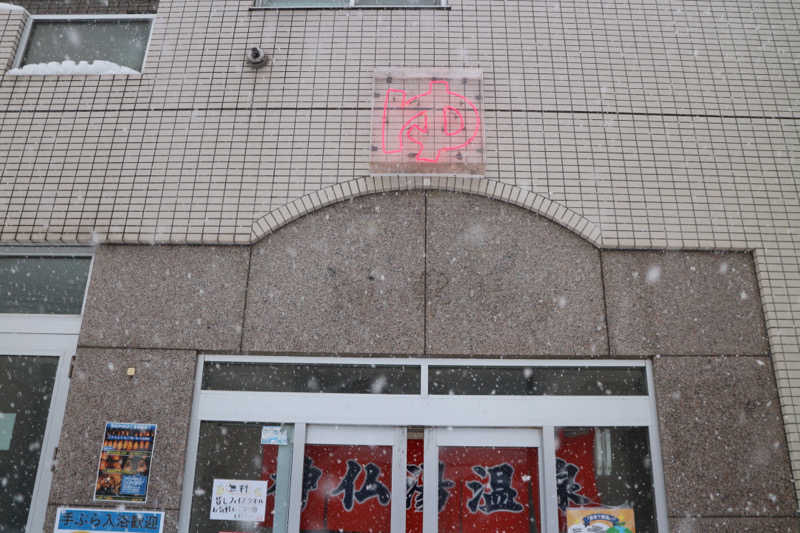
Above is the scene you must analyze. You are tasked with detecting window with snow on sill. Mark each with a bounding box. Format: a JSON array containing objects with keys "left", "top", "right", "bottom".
[
  {"left": 11, "top": 16, "right": 153, "bottom": 75},
  {"left": 7, "top": 60, "right": 139, "bottom": 75}
]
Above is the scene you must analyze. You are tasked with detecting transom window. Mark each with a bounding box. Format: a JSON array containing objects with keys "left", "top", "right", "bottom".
[{"left": 181, "top": 356, "right": 668, "bottom": 532}]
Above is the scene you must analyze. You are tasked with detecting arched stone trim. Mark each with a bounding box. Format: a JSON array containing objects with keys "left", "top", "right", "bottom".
[{"left": 250, "top": 176, "right": 603, "bottom": 246}]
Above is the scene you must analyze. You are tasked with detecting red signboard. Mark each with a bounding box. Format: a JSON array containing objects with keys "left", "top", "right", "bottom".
[
  {"left": 432, "top": 443, "right": 540, "bottom": 533},
  {"left": 261, "top": 439, "right": 540, "bottom": 533},
  {"left": 302, "top": 444, "right": 393, "bottom": 532},
  {"left": 256, "top": 430, "right": 607, "bottom": 532},
  {"left": 556, "top": 429, "right": 600, "bottom": 532}
]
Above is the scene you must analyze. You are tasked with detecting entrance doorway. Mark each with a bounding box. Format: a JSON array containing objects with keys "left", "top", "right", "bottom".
[{"left": 180, "top": 356, "right": 666, "bottom": 532}]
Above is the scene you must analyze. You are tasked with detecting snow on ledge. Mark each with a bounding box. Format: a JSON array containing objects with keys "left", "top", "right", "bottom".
[
  {"left": 0, "top": 2, "right": 26, "bottom": 11},
  {"left": 6, "top": 60, "right": 140, "bottom": 75}
]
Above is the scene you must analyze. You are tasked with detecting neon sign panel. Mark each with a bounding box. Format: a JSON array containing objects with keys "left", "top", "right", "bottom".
[{"left": 371, "top": 69, "right": 485, "bottom": 176}]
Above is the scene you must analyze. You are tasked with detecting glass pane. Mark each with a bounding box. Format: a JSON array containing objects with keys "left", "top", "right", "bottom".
[
  {"left": 429, "top": 366, "right": 647, "bottom": 396},
  {"left": 203, "top": 362, "right": 420, "bottom": 394},
  {"left": 438, "top": 445, "right": 540, "bottom": 533},
  {"left": 0, "top": 355, "right": 59, "bottom": 532},
  {"left": 301, "top": 444, "right": 392, "bottom": 533},
  {"left": 355, "top": 0, "right": 440, "bottom": 6},
  {"left": 189, "top": 422, "right": 291, "bottom": 533},
  {"left": 254, "top": 0, "right": 349, "bottom": 7},
  {"left": 0, "top": 256, "right": 91, "bottom": 314},
  {"left": 21, "top": 19, "right": 152, "bottom": 71},
  {"left": 556, "top": 427, "right": 655, "bottom": 533}
]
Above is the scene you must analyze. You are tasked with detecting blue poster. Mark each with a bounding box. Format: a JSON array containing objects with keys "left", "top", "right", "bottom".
[
  {"left": 94, "top": 422, "right": 157, "bottom": 503},
  {"left": 55, "top": 507, "right": 163, "bottom": 533}
]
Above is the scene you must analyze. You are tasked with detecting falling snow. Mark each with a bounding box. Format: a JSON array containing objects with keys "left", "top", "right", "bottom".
[{"left": 645, "top": 265, "right": 661, "bottom": 283}]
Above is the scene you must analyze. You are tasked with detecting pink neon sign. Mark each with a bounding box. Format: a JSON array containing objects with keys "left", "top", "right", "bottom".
[{"left": 381, "top": 80, "right": 482, "bottom": 164}]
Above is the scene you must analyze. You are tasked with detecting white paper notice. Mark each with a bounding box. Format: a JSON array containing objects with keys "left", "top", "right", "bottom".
[
  {"left": 0, "top": 413, "right": 15, "bottom": 451},
  {"left": 210, "top": 479, "right": 268, "bottom": 521}
]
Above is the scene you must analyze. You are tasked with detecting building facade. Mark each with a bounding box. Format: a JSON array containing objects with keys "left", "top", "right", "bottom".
[{"left": 0, "top": 0, "right": 799, "bottom": 532}]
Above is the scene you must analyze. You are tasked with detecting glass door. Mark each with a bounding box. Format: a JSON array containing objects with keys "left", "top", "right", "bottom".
[
  {"left": 424, "top": 428, "right": 542, "bottom": 533},
  {"left": 183, "top": 356, "right": 667, "bottom": 533}
]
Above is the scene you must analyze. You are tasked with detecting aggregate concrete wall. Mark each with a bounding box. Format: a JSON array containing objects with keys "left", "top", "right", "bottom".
[
  {"left": 80, "top": 245, "right": 249, "bottom": 350},
  {"left": 604, "top": 250, "right": 769, "bottom": 356},
  {"left": 654, "top": 356, "right": 795, "bottom": 527},
  {"left": 243, "top": 192, "right": 425, "bottom": 355},
  {"left": 48, "top": 348, "right": 194, "bottom": 528},
  {"left": 425, "top": 192, "right": 607, "bottom": 356},
  {"left": 65, "top": 191, "right": 796, "bottom": 531}
]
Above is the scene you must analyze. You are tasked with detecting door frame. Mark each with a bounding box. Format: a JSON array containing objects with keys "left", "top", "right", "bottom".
[
  {"left": 0, "top": 245, "right": 93, "bottom": 533},
  {"left": 179, "top": 355, "right": 668, "bottom": 533}
]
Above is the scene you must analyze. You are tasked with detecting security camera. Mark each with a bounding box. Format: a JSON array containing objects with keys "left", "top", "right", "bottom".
[{"left": 246, "top": 47, "right": 268, "bottom": 67}]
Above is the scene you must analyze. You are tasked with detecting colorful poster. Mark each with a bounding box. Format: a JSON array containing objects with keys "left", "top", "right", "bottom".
[
  {"left": 566, "top": 508, "right": 636, "bottom": 533},
  {"left": 54, "top": 507, "right": 164, "bottom": 533},
  {"left": 94, "top": 422, "right": 157, "bottom": 503},
  {"left": 210, "top": 479, "right": 268, "bottom": 521}
]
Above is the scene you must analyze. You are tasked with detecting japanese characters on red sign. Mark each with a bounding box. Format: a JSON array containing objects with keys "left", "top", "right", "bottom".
[
  {"left": 556, "top": 429, "right": 600, "bottom": 531},
  {"left": 260, "top": 439, "right": 541, "bottom": 533}
]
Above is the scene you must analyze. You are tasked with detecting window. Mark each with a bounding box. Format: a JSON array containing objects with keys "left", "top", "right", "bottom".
[
  {"left": 252, "top": 0, "right": 446, "bottom": 9},
  {"left": 11, "top": 15, "right": 154, "bottom": 75},
  {"left": 180, "top": 357, "right": 668, "bottom": 532},
  {"left": 0, "top": 255, "right": 91, "bottom": 314},
  {"left": 0, "top": 247, "right": 93, "bottom": 533}
]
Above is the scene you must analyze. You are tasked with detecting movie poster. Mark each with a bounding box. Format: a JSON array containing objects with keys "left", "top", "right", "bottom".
[{"left": 94, "top": 422, "right": 157, "bottom": 503}]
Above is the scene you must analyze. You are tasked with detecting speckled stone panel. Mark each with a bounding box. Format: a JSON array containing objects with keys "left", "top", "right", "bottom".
[
  {"left": 603, "top": 251, "right": 769, "bottom": 356},
  {"left": 80, "top": 245, "right": 249, "bottom": 351},
  {"left": 670, "top": 516, "right": 800, "bottom": 533},
  {"left": 654, "top": 356, "right": 796, "bottom": 518},
  {"left": 48, "top": 348, "right": 195, "bottom": 511},
  {"left": 243, "top": 191, "right": 425, "bottom": 355},
  {"left": 425, "top": 192, "right": 608, "bottom": 356}
]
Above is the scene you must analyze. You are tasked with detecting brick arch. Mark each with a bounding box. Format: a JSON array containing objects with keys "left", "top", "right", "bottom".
[{"left": 249, "top": 176, "right": 602, "bottom": 246}]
